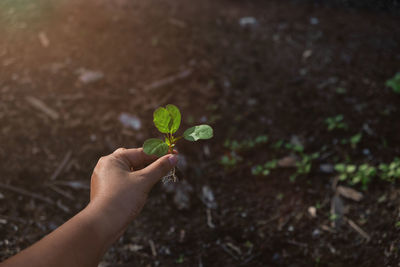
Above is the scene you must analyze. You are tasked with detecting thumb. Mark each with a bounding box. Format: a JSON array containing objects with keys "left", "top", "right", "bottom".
[{"left": 136, "top": 154, "right": 178, "bottom": 187}]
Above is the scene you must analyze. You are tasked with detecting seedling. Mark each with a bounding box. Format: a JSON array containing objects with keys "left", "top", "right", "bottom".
[
  {"left": 224, "top": 135, "right": 268, "bottom": 151},
  {"left": 143, "top": 104, "right": 213, "bottom": 181},
  {"left": 379, "top": 158, "right": 400, "bottom": 182},
  {"left": 341, "top": 133, "right": 362, "bottom": 148},
  {"left": 325, "top": 115, "right": 348, "bottom": 131},
  {"left": 290, "top": 152, "right": 319, "bottom": 182},
  {"left": 334, "top": 163, "right": 376, "bottom": 190},
  {"left": 220, "top": 134, "right": 267, "bottom": 168},
  {"left": 386, "top": 73, "right": 400, "bottom": 94}
]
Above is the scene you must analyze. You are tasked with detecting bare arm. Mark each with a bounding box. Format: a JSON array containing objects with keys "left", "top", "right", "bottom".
[{"left": 1, "top": 148, "right": 178, "bottom": 267}]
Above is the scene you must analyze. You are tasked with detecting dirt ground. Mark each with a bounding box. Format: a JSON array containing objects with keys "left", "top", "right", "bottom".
[{"left": 1, "top": 0, "right": 400, "bottom": 266}]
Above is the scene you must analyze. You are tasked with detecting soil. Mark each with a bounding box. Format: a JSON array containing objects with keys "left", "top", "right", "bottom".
[{"left": 1, "top": 0, "right": 400, "bottom": 266}]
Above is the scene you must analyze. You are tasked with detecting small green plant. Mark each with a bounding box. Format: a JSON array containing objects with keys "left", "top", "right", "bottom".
[
  {"left": 341, "top": 133, "right": 362, "bottom": 148},
  {"left": 224, "top": 135, "right": 268, "bottom": 151},
  {"left": 220, "top": 151, "right": 242, "bottom": 167},
  {"left": 379, "top": 158, "right": 400, "bottom": 182},
  {"left": 334, "top": 163, "right": 376, "bottom": 190},
  {"left": 284, "top": 142, "right": 304, "bottom": 153},
  {"left": 175, "top": 254, "right": 184, "bottom": 264},
  {"left": 251, "top": 159, "right": 278, "bottom": 176},
  {"left": 325, "top": 115, "right": 348, "bottom": 131},
  {"left": 386, "top": 73, "right": 400, "bottom": 94},
  {"left": 335, "top": 87, "right": 347, "bottom": 94},
  {"left": 143, "top": 104, "right": 213, "bottom": 180},
  {"left": 290, "top": 152, "right": 319, "bottom": 181},
  {"left": 220, "top": 135, "right": 268, "bottom": 168}
]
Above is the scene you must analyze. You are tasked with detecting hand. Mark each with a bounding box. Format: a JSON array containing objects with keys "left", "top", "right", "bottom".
[
  {"left": 1, "top": 147, "right": 177, "bottom": 267},
  {"left": 88, "top": 147, "right": 178, "bottom": 243}
]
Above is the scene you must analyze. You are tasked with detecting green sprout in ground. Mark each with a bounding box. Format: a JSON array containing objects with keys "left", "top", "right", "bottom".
[
  {"left": 220, "top": 135, "right": 268, "bottom": 168},
  {"left": 325, "top": 115, "right": 348, "bottom": 131},
  {"left": 379, "top": 158, "right": 400, "bottom": 182},
  {"left": 335, "top": 158, "right": 400, "bottom": 189},
  {"left": 143, "top": 104, "right": 213, "bottom": 182},
  {"left": 335, "top": 163, "right": 377, "bottom": 190},
  {"left": 252, "top": 138, "right": 319, "bottom": 182},
  {"left": 386, "top": 73, "right": 400, "bottom": 94},
  {"left": 340, "top": 133, "right": 362, "bottom": 149}
]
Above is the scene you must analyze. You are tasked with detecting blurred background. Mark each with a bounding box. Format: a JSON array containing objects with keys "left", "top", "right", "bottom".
[{"left": 1, "top": 0, "right": 400, "bottom": 266}]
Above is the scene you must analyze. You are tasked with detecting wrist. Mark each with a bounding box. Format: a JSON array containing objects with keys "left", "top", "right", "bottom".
[{"left": 82, "top": 203, "right": 127, "bottom": 250}]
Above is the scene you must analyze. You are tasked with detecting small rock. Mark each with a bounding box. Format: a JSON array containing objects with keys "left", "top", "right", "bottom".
[
  {"left": 247, "top": 98, "right": 257, "bottom": 106},
  {"left": 337, "top": 186, "right": 363, "bottom": 202},
  {"left": 312, "top": 228, "right": 321, "bottom": 238},
  {"left": 310, "top": 17, "right": 319, "bottom": 25},
  {"left": 203, "top": 145, "right": 211, "bottom": 157},
  {"left": 201, "top": 185, "right": 217, "bottom": 209},
  {"left": 362, "top": 148, "right": 371, "bottom": 156},
  {"left": 302, "top": 50, "right": 313, "bottom": 59},
  {"left": 118, "top": 113, "right": 142, "bottom": 130},
  {"left": 38, "top": 31, "right": 50, "bottom": 47},
  {"left": 239, "top": 17, "right": 257, "bottom": 27},
  {"left": 77, "top": 68, "right": 104, "bottom": 84},
  {"left": 278, "top": 156, "right": 297, "bottom": 168},
  {"left": 308, "top": 206, "right": 317, "bottom": 218},
  {"left": 320, "top": 164, "right": 334, "bottom": 173},
  {"left": 124, "top": 244, "right": 144, "bottom": 252}
]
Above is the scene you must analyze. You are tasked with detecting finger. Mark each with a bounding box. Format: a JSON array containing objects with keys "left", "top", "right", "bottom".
[
  {"left": 113, "top": 148, "right": 158, "bottom": 169},
  {"left": 135, "top": 154, "right": 178, "bottom": 187}
]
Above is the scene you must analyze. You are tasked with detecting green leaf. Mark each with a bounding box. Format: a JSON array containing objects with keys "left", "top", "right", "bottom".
[
  {"left": 346, "top": 165, "right": 356, "bottom": 173},
  {"left": 166, "top": 104, "right": 181, "bottom": 133},
  {"left": 153, "top": 107, "right": 172, "bottom": 133},
  {"left": 143, "top": 138, "right": 169, "bottom": 157},
  {"left": 183, "top": 124, "right": 213, "bottom": 141},
  {"left": 334, "top": 163, "right": 346, "bottom": 172},
  {"left": 386, "top": 73, "right": 400, "bottom": 94}
]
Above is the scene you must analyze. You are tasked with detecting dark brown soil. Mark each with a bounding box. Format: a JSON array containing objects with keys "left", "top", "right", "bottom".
[{"left": 1, "top": 0, "right": 400, "bottom": 266}]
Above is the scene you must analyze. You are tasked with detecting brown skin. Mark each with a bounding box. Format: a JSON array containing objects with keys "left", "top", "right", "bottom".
[{"left": 1, "top": 148, "right": 178, "bottom": 267}]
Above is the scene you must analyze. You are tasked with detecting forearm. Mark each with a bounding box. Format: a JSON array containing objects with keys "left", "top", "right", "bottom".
[{"left": 2, "top": 204, "right": 117, "bottom": 267}]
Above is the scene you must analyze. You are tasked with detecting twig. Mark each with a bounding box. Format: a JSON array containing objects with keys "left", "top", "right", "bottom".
[
  {"left": 50, "top": 180, "right": 90, "bottom": 190},
  {"left": 48, "top": 185, "right": 74, "bottom": 200},
  {"left": 0, "top": 183, "right": 54, "bottom": 205},
  {"left": 25, "top": 96, "right": 59, "bottom": 120},
  {"left": 0, "top": 183, "right": 69, "bottom": 213},
  {"left": 144, "top": 69, "right": 192, "bottom": 91},
  {"left": 220, "top": 243, "right": 239, "bottom": 261},
  {"left": 206, "top": 208, "right": 215, "bottom": 228},
  {"left": 148, "top": 239, "right": 157, "bottom": 257},
  {"left": 50, "top": 151, "right": 72, "bottom": 180},
  {"left": 345, "top": 217, "right": 371, "bottom": 242}
]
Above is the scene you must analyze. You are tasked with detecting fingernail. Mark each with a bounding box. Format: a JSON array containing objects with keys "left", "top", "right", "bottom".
[{"left": 168, "top": 155, "right": 178, "bottom": 166}]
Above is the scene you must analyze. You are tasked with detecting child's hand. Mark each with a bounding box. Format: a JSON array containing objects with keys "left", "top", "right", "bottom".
[
  {"left": 88, "top": 148, "right": 178, "bottom": 242},
  {"left": 1, "top": 148, "right": 178, "bottom": 267}
]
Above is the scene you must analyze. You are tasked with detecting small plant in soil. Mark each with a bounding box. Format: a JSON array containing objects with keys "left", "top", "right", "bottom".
[
  {"left": 334, "top": 163, "right": 376, "bottom": 190},
  {"left": 325, "top": 114, "right": 348, "bottom": 131},
  {"left": 143, "top": 104, "right": 213, "bottom": 182},
  {"left": 386, "top": 73, "right": 400, "bottom": 94},
  {"left": 379, "top": 158, "right": 400, "bottom": 182}
]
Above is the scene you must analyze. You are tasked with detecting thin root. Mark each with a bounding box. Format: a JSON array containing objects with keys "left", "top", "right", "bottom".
[{"left": 162, "top": 167, "right": 178, "bottom": 183}]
